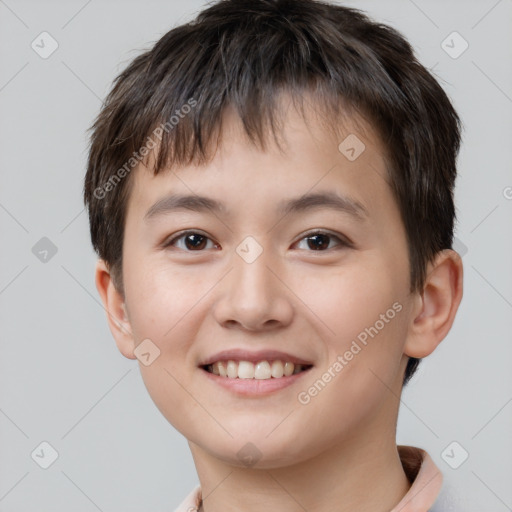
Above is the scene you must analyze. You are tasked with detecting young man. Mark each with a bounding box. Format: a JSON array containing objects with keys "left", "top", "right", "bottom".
[{"left": 84, "top": 1, "right": 464, "bottom": 510}]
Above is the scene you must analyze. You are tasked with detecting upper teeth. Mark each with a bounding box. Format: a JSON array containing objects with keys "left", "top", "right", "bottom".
[{"left": 207, "top": 360, "right": 305, "bottom": 379}]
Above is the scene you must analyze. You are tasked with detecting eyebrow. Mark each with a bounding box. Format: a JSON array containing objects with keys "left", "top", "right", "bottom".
[{"left": 143, "top": 191, "right": 369, "bottom": 222}]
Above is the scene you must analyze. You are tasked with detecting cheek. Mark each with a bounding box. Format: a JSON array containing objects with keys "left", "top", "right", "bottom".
[
  {"left": 124, "top": 257, "right": 205, "bottom": 335},
  {"left": 294, "top": 264, "right": 408, "bottom": 437},
  {"left": 301, "top": 259, "right": 404, "bottom": 347},
  {"left": 125, "top": 265, "right": 212, "bottom": 432},
  {"left": 122, "top": 263, "right": 210, "bottom": 399}
]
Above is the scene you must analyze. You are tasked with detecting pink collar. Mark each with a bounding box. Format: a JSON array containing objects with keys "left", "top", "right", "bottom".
[{"left": 390, "top": 446, "right": 443, "bottom": 511}]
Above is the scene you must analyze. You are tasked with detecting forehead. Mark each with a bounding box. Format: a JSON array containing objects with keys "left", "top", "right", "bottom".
[{"left": 126, "top": 96, "right": 394, "bottom": 225}]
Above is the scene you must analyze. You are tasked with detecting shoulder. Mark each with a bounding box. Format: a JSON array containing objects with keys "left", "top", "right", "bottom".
[
  {"left": 397, "top": 445, "right": 474, "bottom": 512},
  {"left": 173, "top": 483, "right": 201, "bottom": 512},
  {"left": 392, "top": 445, "right": 443, "bottom": 511},
  {"left": 430, "top": 471, "right": 487, "bottom": 512}
]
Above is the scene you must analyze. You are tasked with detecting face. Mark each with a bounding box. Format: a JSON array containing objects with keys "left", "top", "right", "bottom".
[{"left": 111, "top": 99, "right": 417, "bottom": 467}]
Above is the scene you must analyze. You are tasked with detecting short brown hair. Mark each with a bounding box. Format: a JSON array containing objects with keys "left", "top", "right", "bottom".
[{"left": 83, "top": 0, "right": 462, "bottom": 386}]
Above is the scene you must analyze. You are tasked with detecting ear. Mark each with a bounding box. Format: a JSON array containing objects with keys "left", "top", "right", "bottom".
[
  {"left": 95, "top": 259, "right": 136, "bottom": 360},
  {"left": 404, "top": 249, "right": 463, "bottom": 358}
]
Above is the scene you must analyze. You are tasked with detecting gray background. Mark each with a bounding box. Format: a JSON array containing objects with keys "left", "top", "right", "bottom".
[{"left": 0, "top": 0, "right": 511, "bottom": 510}]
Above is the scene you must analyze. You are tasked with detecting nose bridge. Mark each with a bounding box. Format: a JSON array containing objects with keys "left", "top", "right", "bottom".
[
  {"left": 234, "top": 241, "right": 274, "bottom": 296},
  {"left": 213, "top": 236, "right": 293, "bottom": 330}
]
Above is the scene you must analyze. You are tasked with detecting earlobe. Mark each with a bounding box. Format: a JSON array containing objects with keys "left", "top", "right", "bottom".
[
  {"left": 404, "top": 249, "right": 463, "bottom": 358},
  {"left": 94, "top": 259, "right": 137, "bottom": 360}
]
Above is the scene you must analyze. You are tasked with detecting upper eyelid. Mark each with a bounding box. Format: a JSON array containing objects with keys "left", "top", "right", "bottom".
[
  {"left": 163, "top": 230, "right": 218, "bottom": 248},
  {"left": 294, "top": 231, "right": 351, "bottom": 249}
]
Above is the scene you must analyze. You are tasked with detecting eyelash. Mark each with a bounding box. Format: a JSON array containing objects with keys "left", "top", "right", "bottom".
[{"left": 162, "top": 229, "right": 352, "bottom": 252}]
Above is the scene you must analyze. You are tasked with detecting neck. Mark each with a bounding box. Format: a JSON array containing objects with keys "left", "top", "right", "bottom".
[{"left": 189, "top": 431, "right": 411, "bottom": 512}]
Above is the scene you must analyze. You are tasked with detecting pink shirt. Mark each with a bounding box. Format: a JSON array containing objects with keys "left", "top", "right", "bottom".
[{"left": 174, "top": 445, "right": 444, "bottom": 512}]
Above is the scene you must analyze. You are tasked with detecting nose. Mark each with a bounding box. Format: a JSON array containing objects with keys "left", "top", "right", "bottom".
[{"left": 212, "top": 244, "right": 294, "bottom": 332}]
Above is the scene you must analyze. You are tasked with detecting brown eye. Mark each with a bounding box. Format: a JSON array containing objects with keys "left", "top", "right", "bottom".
[
  {"left": 306, "top": 233, "right": 330, "bottom": 250},
  {"left": 164, "top": 231, "right": 217, "bottom": 251},
  {"left": 294, "top": 231, "right": 349, "bottom": 251}
]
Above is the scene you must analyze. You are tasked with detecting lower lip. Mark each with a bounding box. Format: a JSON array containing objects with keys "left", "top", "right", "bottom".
[{"left": 200, "top": 367, "right": 312, "bottom": 396}]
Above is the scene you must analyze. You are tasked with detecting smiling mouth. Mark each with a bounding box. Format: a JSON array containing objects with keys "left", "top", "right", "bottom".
[{"left": 201, "top": 360, "right": 313, "bottom": 380}]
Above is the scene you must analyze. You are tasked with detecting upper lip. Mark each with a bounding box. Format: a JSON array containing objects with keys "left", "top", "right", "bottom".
[{"left": 199, "top": 349, "right": 314, "bottom": 367}]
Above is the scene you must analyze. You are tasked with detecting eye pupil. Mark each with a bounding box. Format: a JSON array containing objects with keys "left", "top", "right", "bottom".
[
  {"left": 307, "top": 234, "right": 330, "bottom": 250},
  {"left": 185, "top": 234, "right": 207, "bottom": 250}
]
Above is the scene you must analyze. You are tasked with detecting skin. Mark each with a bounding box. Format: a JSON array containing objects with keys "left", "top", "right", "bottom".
[{"left": 95, "top": 96, "right": 463, "bottom": 512}]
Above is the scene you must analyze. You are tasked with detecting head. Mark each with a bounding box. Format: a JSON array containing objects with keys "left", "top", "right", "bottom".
[{"left": 85, "top": 0, "right": 463, "bottom": 465}]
